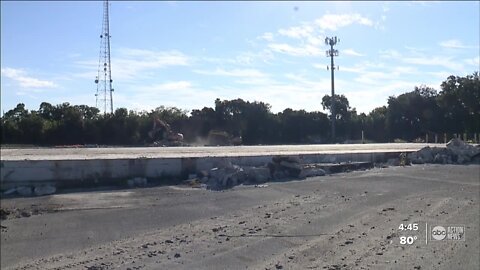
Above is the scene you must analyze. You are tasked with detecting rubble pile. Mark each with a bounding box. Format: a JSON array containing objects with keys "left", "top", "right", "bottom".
[
  {"left": 3, "top": 185, "right": 57, "bottom": 197},
  {"left": 407, "top": 138, "right": 480, "bottom": 164},
  {"left": 195, "top": 156, "right": 328, "bottom": 190},
  {"left": 268, "top": 156, "right": 303, "bottom": 180},
  {"left": 198, "top": 162, "right": 272, "bottom": 190}
]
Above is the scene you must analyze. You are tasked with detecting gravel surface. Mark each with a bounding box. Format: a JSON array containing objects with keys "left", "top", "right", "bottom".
[{"left": 1, "top": 164, "right": 478, "bottom": 269}]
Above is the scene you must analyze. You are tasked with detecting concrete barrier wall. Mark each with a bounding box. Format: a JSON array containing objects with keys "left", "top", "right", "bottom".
[
  {"left": 1, "top": 158, "right": 183, "bottom": 190},
  {"left": 0, "top": 151, "right": 408, "bottom": 190}
]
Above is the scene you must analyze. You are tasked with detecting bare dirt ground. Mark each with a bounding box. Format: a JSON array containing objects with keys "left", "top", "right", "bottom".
[{"left": 1, "top": 164, "right": 479, "bottom": 270}]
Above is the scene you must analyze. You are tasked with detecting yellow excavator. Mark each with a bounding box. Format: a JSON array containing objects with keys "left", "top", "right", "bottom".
[{"left": 148, "top": 117, "right": 184, "bottom": 146}]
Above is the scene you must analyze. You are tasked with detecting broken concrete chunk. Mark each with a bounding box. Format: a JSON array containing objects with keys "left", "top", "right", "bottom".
[
  {"left": 408, "top": 146, "right": 434, "bottom": 164},
  {"left": 3, "top": 188, "right": 17, "bottom": 195},
  {"left": 33, "top": 185, "right": 56, "bottom": 196},
  {"left": 299, "top": 167, "right": 326, "bottom": 178},
  {"left": 268, "top": 156, "right": 304, "bottom": 180},
  {"left": 406, "top": 139, "right": 478, "bottom": 165},
  {"left": 446, "top": 138, "right": 480, "bottom": 163},
  {"left": 272, "top": 155, "right": 301, "bottom": 164},
  {"left": 243, "top": 167, "right": 271, "bottom": 183},
  {"left": 16, "top": 186, "right": 33, "bottom": 196},
  {"left": 206, "top": 165, "right": 248, "bottom": 190}
]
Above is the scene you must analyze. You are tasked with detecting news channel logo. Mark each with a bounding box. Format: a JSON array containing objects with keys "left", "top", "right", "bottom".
[{"left": 431, "top": 225, "right": 465, "bottom": 241}]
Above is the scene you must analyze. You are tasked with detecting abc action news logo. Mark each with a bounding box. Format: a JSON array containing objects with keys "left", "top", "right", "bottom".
[{"left": 431, "top": 225, "right": 465, "bottom": 241}]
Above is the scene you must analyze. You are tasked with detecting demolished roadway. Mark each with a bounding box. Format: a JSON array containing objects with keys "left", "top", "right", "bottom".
[{"left": 1, "top": 164, "right": 479, "bottom": 270}]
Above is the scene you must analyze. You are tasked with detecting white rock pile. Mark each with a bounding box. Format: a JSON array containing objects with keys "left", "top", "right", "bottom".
[{"left": 407, "top": 138, "right": 480, "bottom": 164}]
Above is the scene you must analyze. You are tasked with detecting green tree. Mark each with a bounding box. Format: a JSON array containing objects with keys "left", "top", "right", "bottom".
[
  {"left": 438, "top": 72, "right": 480, "bottom": 134},
  {"left": 386, "top": 86, "right": 441, "bottom": 141}
]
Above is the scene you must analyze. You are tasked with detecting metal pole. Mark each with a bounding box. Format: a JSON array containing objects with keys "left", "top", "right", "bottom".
[
  {"left": 325, "top": 37, "right": 339, "bottom": 143},
  {"left": 330, "top": 44, "right": 336, "bottom": 142}
]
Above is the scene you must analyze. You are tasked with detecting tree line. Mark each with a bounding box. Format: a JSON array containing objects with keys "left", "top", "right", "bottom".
[{"left": 1, "top": 72, "right": 478, "bottom": 146}]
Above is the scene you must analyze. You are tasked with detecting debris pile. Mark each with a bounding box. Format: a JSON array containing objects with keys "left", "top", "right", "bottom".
[
  {"left": 207, "top": 163, "right": 248, "bottom": 190},
  {"left": 3, "top": 184, "right": 57, "bottom": 197},
  {"left": 407, "top": 138, "right": 480, "bottom": 164},
  {"left": 299, "top": 164, "right": 327, "bottom": 178},
  {"left": 268, "top": 156, "right": 302, "bottom": 180},
  {"left": 193, "top": 155, "right": 330, "bottom": 190}
]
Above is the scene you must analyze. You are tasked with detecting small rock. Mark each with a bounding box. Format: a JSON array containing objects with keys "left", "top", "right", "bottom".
[
  {"left": 34, "top": 185, "right": 56, "bottom": 196},
  {"left": 16, "top": 186, "right": 33, "bottom": 196},
  {"left": 299, "top": 167, "right": 326, "bottom": 178},
  {"left": 174, "top": 253, "right": 181, "bottom": 258},
  {"left": 3, "top": 188, "right": 17, "bottom": 195}
]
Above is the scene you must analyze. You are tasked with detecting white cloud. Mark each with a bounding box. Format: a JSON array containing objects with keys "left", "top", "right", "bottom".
[
  {"left": 74, "top": 48, "right": 191, "bottom": 82},
  {"left": 278, "top": 24, "right": 315, "bottom": 39},
  {"left": 439, "top": 39, "right": 472, "bottom": 49},
  {"left": 148, "top": 81, "right": 192, "bottom": 91},
  {"left": 314, "top": 13, "right": 373, "bottom": 31},
  {"left": 1, "top": 67, "right": 57, "bottom": 88},
  {"left": 203, "top": 50, "right": 274, "bottom": 66},
  {"left": 402, "top": 56, "right": 463, "bottom": 71},
  {"left": 379, "top": 49, "right": 402, "bottom": 59},
  {"left": 193, "top": 68, "right": 267, "bottom": 78},
  {"left": 268, "top": 43, "right": 322, "bottom": 57},
  {"left": 343, "top": 49, "right": 364, "bottom": 57},
  {"left": 268, "top": 13, "right": 374, "bottom": 57},
  {"left": 116, "top": 83, "right": 218, "bottom": 113},
  {"left": 259, "top": 32, "right": 274, "bottom": 41},
  {"left": 465, "top": 56, "right": 480, "bottom": 66},
  {"left": 427, "top": 71, "right": 454, "bottom": 79}
]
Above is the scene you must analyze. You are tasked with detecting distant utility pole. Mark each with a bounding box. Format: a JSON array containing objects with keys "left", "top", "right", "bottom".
[
  {"left": 95, "top": 0, "right": 114, "bottom": 115},
  {"left": 325, "top": 36, "right": 339, "bottom": 142}
]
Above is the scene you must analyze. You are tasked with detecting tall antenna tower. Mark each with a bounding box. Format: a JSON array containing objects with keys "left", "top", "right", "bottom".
[
  {"left": 325, "top": 36, "right": 339, "bottom": 142},
  {"left": 95, "top": 0, "right": 114, "bottom": 114}
]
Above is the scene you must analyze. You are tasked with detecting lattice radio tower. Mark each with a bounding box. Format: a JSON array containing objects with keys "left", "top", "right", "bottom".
[{"left": 95, "top": 0, "right": 114, "bottom": 114}]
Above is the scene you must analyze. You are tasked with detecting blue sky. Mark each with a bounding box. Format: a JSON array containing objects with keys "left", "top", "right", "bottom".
[{"left": 1, "top": 1, "right": 479, "bottom": 115}]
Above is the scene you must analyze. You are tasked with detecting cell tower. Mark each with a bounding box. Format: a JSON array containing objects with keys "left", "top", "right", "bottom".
[
  {"left": 95, "top": 0, "right": 114, "bottom": 114},
  {"left": 325, "top": 36, "right": 339, "bottom": 142}
]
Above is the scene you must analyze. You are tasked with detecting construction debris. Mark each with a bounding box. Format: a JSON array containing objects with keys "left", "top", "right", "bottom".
[
  {"left": 206, "top": 163, "right": 248, "bottom": 190},
  {"left": 268, "top": 156, "right": 302, "bottom": 180},
  {"left": 33, "top": 185, "right": 57, "bottom": 196},
  {"left": 299, "top": 165, "right": 326, "bottom": 178},
  {"left": 3, "top": 185, "right": 57, "bottom": 197},
  {"left": 407, "top": 138, "right": 480, "bottom": 164},
  {"left": 16, "top": 186, "right": 33, "bottom": 196},
  {"left": 201, "top": 156, "right": 325, "bottom": 190}
]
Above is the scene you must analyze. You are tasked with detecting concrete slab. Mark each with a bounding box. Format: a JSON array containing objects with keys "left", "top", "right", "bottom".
[
  {"left": 1, "top": 164, "right": 478, "bottom": 270},
  {"left": 1, "top": 144, "right": 445, "bottom": 190}
]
